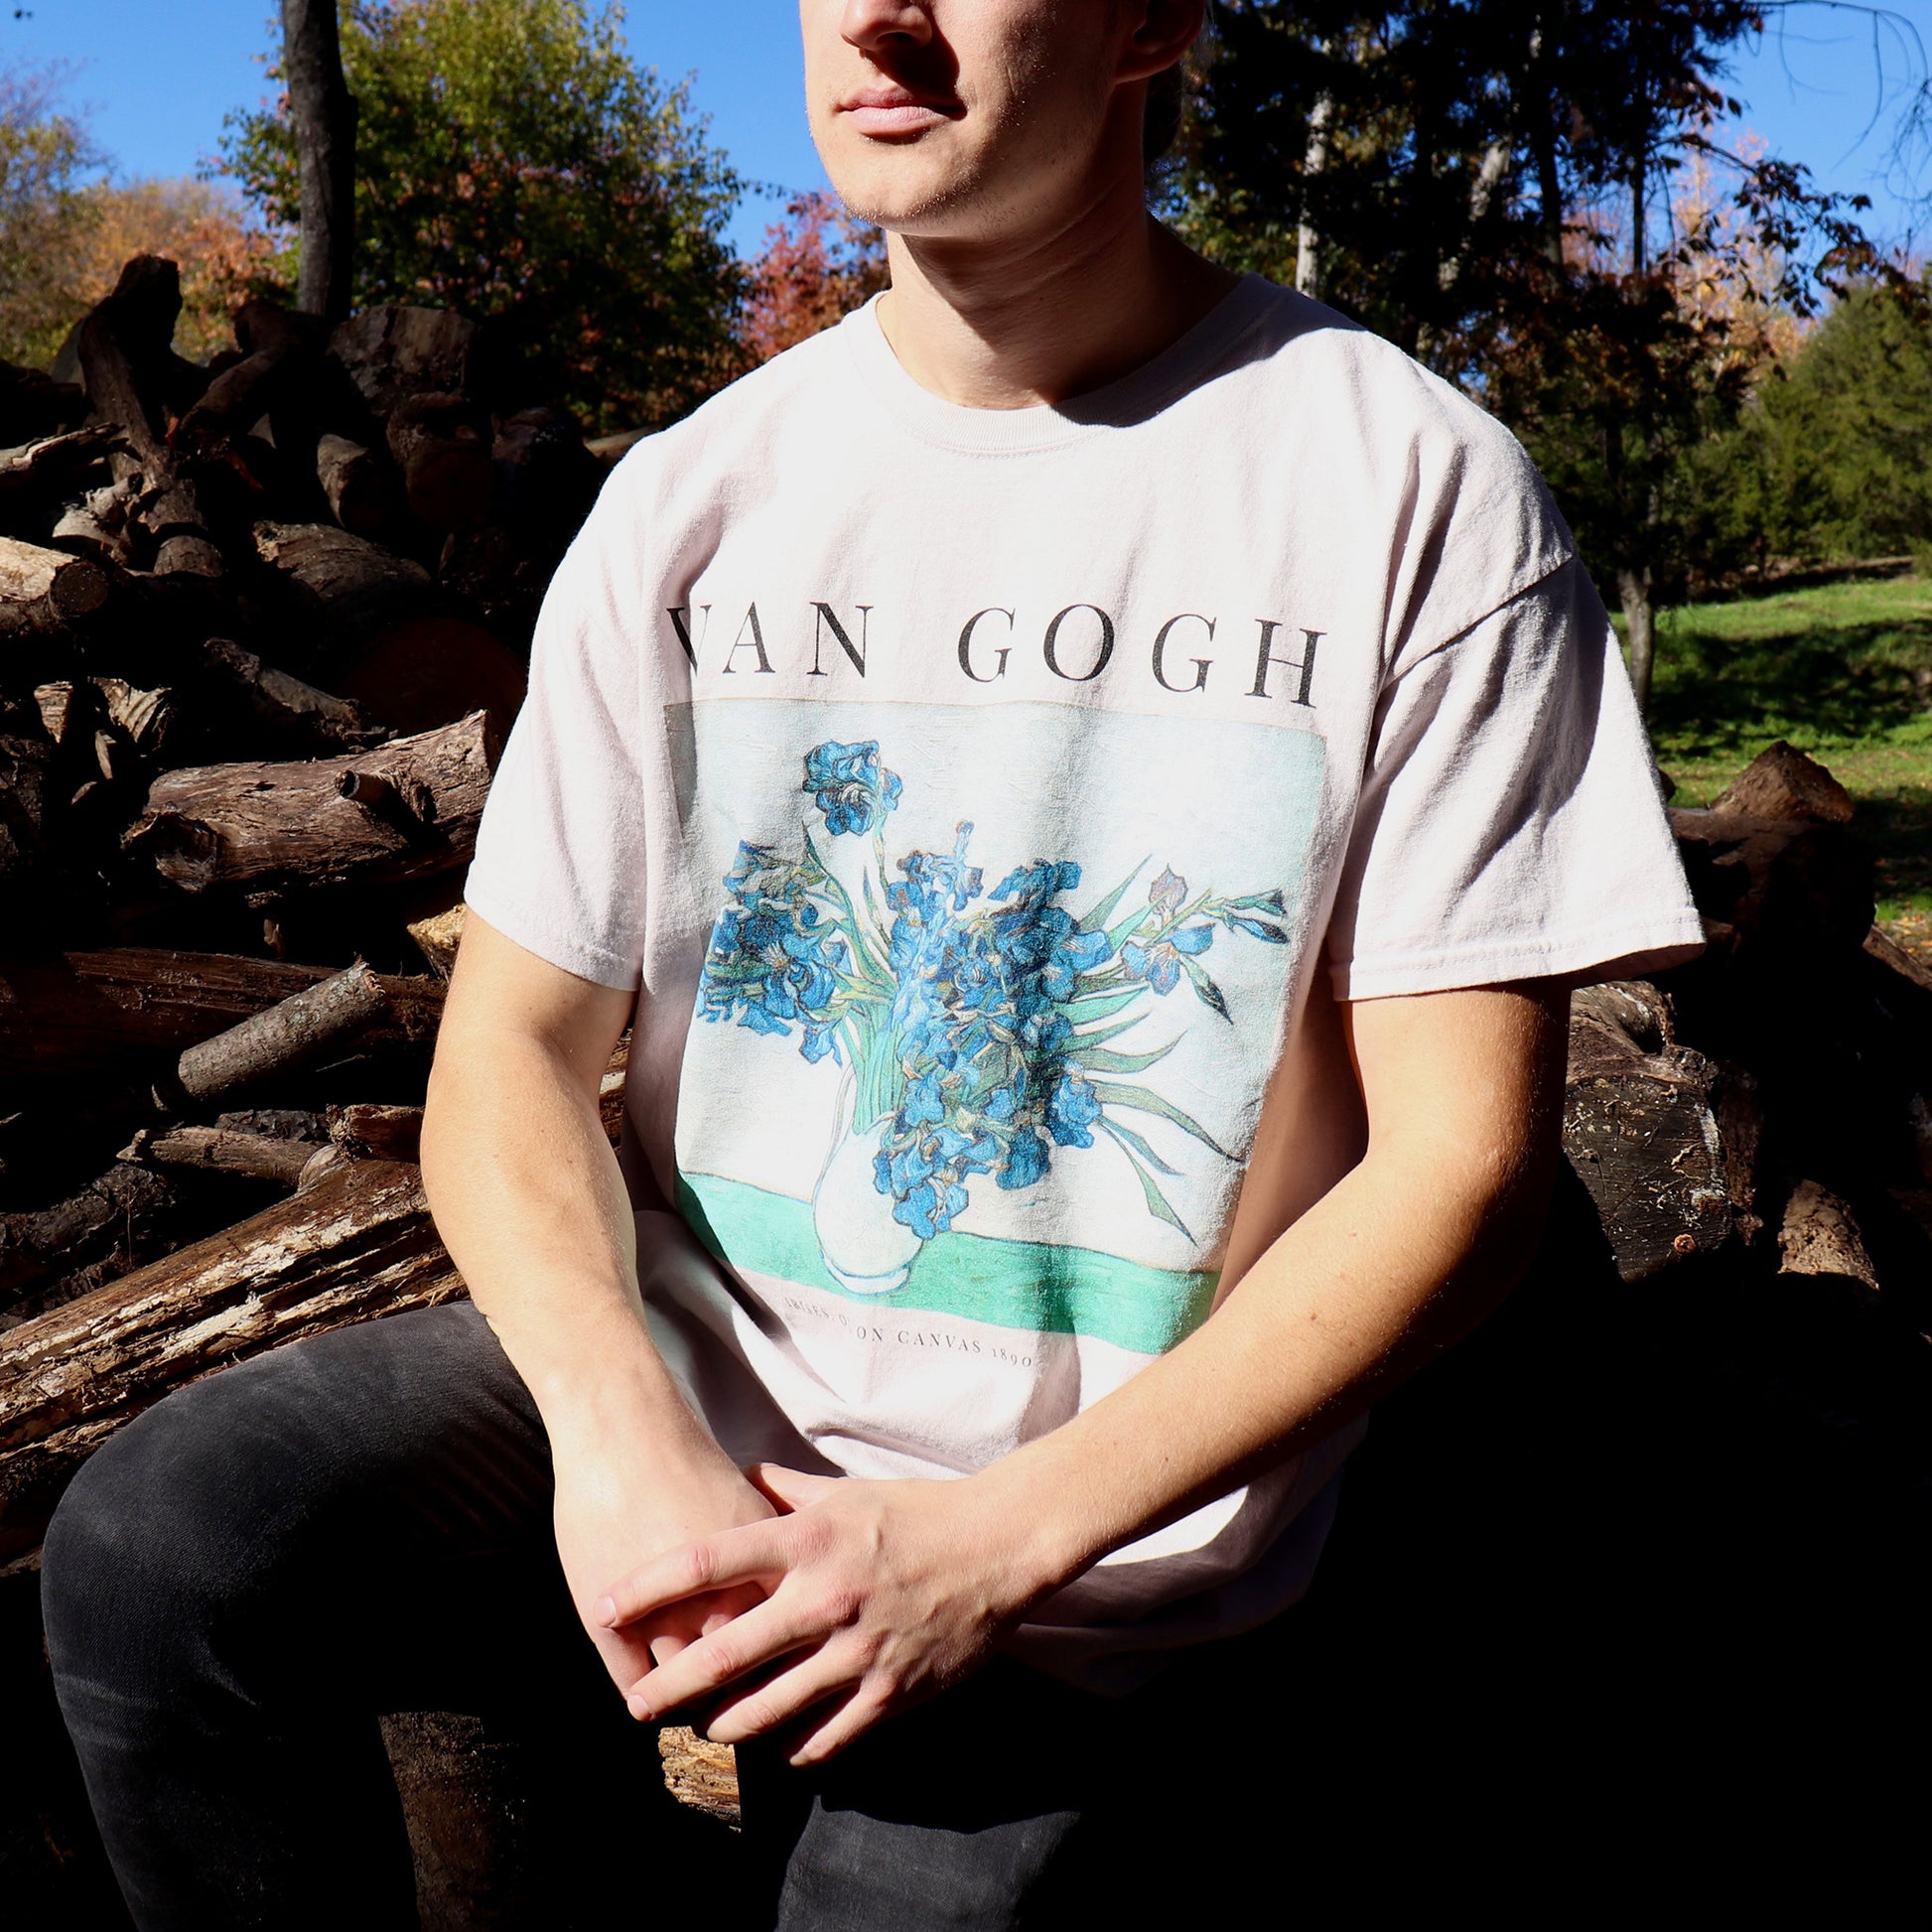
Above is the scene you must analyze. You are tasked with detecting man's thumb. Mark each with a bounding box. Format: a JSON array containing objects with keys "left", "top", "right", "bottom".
[{"left": 749, "top": 1462, "right": 839, "bottom": 1512}]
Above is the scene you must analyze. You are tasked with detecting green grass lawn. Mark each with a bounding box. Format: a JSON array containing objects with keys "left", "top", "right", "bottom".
[{"left": 1638, "top": 570, "right": 1932, "bottom": 918}]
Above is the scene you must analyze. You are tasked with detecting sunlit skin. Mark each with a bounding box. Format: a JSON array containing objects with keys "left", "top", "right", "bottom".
[{"left": 419, "top": 0, "right": 1574, "bottom": 1771}]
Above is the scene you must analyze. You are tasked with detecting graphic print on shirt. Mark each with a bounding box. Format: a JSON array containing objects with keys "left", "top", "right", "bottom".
[{"left": 670, "top": 699, "right": 1326, "bottom": 1358}]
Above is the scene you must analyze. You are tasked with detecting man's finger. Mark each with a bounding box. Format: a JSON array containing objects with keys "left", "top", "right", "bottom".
[
  {"left": 622, "top": 1594, "right": 823, "bottom": 1719},
  {"left": 595, "top": 1519, "right": 795, "bottom": 1627},
  {"left": 702, "top": 1651, "right": 864, "bottom": 1747},
  {"left": 782, "top": 1682, "right": 892, "bottom": 1765}
]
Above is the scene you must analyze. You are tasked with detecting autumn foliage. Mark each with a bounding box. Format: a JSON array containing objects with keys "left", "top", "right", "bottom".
[{"left": 738, "top": 193, "right": 890, "bottom": 366}]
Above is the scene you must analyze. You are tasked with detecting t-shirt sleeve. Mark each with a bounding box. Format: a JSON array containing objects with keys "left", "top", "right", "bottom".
[
  {"left": 461, "top": 479, "right": 647, "bottom": 991},
  {"left": 1325, "top": 555, "right": 1705, "bottom": 1000}
]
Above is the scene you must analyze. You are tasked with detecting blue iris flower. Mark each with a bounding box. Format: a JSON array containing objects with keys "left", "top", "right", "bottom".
[
  {"left": 803, "top": 741, "right": 902, "bottom": 836},
  {"left": 1120, "top": 923, "right": 1213, "bottom": 995}
]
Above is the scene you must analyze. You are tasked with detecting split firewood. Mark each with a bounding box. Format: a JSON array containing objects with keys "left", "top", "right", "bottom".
[
  {"left": 1562, "top": 981, "right": 1760, "bottom": 1283},
  {"left": 175, "top": 961, "right": 391, "bottom": 1105},
  {"left": 600, "top": 1035, "right": 628, "bottom": 1143},
  {"left": 587, "top": 427, "right": 648, "bottom": 467},
  {"left": 0, "top": 536, "right": 112, "bottom": 643},
  {"left": 124, "top": 709, "right": 499, "bottom": 902},
  {"left": 0, "top": 1164, "right": 182, "bottom": 1309},
  {"left": 0, "top": 949, "right": 443, "bottom": 1084},
  {"left": 406, "top": 902, "right": 466, "bottom": 978},
  {"left": 197, "top": 635, "right": 381, "bottom": 754},
  {"left": 387, "top": 392, "right": 493, "bottom": 533},
  {"left": 150, "top": 533, "right": 225, "bottom": 579},
  {"left": 0, "top": 1158, "right": 465, "bottom": 1561},
  {"left": 90, "top": 676, "right": 181, "bottom": 762},
  {"left": 49, "top": 480, "right": 137, "bottom": 567},
  {"left": 330, "top": 306, "right": 483, "bottom": 422},
  {"left": 1776, "top": 1180, "right": 1880, "bottom": 1292},
  {"left": 1709, "top": 740, "right": 1856, "bottom": 826},
  {"left": 117, "top": 1126, "right": 316, "bottom": 1189},
  {"left": 316, "top": 432, "right": 411, "bottom": 543},
  {"left": 251, "top": 517, "right": 443, "bottom": 661},
  {"left": 31, "top": 681, "right": 92, "bottom": 752},
  {"left": 213, "top": 1107, "right": 331, "bottom": 1143}
]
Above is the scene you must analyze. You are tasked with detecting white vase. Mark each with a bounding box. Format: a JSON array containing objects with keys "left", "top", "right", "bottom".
[{"left": 812, "top": 1092, "right": 922, "bottom": 1296}]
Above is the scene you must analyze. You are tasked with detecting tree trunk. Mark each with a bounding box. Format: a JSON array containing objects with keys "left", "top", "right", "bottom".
[
  {"left": 1296, "top": 88, "right": 1331, "bottom": 299},
  {"left": 1616, "top": 565, "right": 1656, "bottom": 713},
  {"left": 281, "top": 0, "right": 358, "bottom": 324}
]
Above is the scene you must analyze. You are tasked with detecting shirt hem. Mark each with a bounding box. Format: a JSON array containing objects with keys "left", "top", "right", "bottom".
[
  {"left": 461, "top": 879, "right": 640, "bottom": 992},
  {"left": 1329, "top": 916, "right": 1707, "bottom": 1001}
]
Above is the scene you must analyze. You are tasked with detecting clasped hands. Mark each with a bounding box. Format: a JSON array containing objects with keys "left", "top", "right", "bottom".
[{"left": 592, "top": 1465, "right": 1049, "bottom": 1766}]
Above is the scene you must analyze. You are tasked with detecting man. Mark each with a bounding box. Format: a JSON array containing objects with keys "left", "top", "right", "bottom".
[{"left": 43, "top": 1, "right": 1702, "bottom": 1924}]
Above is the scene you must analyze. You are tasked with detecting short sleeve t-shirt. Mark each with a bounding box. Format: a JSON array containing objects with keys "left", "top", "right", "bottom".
[{"left": 464, "top": 275, "right": 1703, "bottom": 1678}]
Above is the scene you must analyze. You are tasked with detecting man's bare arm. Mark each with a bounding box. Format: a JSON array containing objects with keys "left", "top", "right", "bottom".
[
  {"left": 596, "top": 981, "right": 1568, "bottom": 1759},
  {"left": 419, "top": 912, "right": 774, "bottom": 1687}
]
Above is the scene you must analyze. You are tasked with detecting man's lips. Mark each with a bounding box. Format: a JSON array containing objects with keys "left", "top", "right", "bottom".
[{"left": 838, "top": 88, "right": 962, "bottom": 135}]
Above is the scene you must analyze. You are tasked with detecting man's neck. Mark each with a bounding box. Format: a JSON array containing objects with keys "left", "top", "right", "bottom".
[{"left": 874, "top": 171, "right": 1240, "bottom": 411}]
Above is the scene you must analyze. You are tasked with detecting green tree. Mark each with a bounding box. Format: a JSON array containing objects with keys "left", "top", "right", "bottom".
[
  {"left": 1720, "top": 282, "right": 1932, "bottom": 563},
  {"left": 0, "top": 64, "right": 105, "bottom": 366},
  {"left": 222, "top": 0, "right": 745, "bottom": 432},
  {"left": 1167, "top": 2, "right": 1904, "bottom": 708}
]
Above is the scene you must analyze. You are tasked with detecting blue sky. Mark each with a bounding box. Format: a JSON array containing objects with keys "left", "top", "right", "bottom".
[{"left": 5, "top": 0, "right": 1926, "bottom": 260}]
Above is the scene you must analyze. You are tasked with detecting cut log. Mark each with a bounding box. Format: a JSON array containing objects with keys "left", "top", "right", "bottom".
[
  {"left": 0, "top": 536, "right": 112, "bottom": 642},
  {"left": 331, "top": 1102, "right": 423, "bottom": 1163},
  {"left": 0, "top": 713, "right": 55, "bottom": 890},
  {"left": 387, "top": 392, "right": 493, "bottom": 533},
  {"left": 176, "top": 960, "right": 391, "bottom": 1104},
  {"left": 169, "top": 303, "right": 322, "bottom": 460},
  {"left": 1562, "top": 981, "right": 1760, "bottom": 1282},
  {"left": 0, "top": 948, "right": 443, "bottom": 1083},
  {"left": 1710, "top": 741, "right": 1856, "bottom": 826},
  {"left": 1777, "top": 1180, "right": 1879, "bottom": 1291},
  {"left": 91, "top": 675, "right": 181, "bottom": 761},
  {"left": 117, "top": 1126, "right": 315, "bottom": 1188},
  {"left": 0, "top": 1164, "right": 181, "bottom": 1309},
  {"left": 251, "top": 519, "right": 442, "bottom": 662},
  {"left": 0, "top": 427, "right": 120, "bottom": 501},
  {"left": 124, "top": 709, "right": 498, "bottom": 903},
  {"left": 1669, "top": 809, "right": 1873, "bottom": 967},
  {"left": 197, "top": 635, "right": 382, "bottom": 753},
  {"left": 330, "top": 308, "right": 483, "bottom": 421},
  {"left": 317, "top": 432, "right": 410, "bottom": 543},
  {"left": 0, "top": 1158, "right": 465, "bottom": 1560},
  {"left": 493, "top": 406, "right": 600, "bottom": 546}
]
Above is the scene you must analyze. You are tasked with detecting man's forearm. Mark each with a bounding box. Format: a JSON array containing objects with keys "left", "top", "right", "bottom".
[
  {"left": 419, "top": 1025, "right": 702, "bottom": 1449},
  {"left": 972, "top": 1114, "right": 1551, "bottom": 1599}
]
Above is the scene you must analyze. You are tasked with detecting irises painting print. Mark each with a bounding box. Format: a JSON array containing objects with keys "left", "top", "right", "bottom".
[{"left": 697, "top": 738, "right": 1292, "bottom": 1294}]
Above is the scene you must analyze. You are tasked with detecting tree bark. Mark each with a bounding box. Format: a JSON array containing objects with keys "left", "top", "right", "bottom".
[
  {"left": 0, "top": 948, "right": 443, "bottom": 1083},
  {"left": 124, "top": 710, "right": 498, "bottom": 903},
  {"left": 0, "top": 1158, "right": 464, "bottom": 1560},
  {"left": 281, "top": 0, "right": 358, "bottom": 325},
  {"left": 1616, "top": 564, "right": 1655, "bottom": 714},
  {"left": 175, "top": 960, "right": 391, "bottom": 1104}
]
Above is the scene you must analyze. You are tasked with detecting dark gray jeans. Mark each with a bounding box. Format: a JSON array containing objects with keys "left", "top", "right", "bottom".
[{"left": 40, "top": 1300, "right": 1270, "bottom": 1930}]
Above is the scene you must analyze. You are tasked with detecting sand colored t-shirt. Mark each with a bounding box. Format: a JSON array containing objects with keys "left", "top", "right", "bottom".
[{"left": 464, "top": 275, "right": 1703, "bottom": 1678}]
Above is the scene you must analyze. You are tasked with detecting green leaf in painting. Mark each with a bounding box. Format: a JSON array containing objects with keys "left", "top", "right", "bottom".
[
  {"left": 1179, "top": 952, "right": 1230, "bottom": 1021},
  {"left": 1098, "top": 1121, "right": 1194, "bottom": 1239},
  {"left": 1077, "top": 859, "right": 1148, "bottom": 935},
  {"left": 1089, "top": 1082, "right": 1232, "bottom": 1159},
  {"left": 1098, "top": 1112, "right": 1181, "bottom": 1174},
  {"left": 1068, "top": 1040, "right": 1179, "bottom": 1074}
]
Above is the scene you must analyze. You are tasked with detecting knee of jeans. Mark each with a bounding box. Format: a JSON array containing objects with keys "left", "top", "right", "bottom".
[{"left": 42, "top": 1385, "right": 272, "bottom": 1684}]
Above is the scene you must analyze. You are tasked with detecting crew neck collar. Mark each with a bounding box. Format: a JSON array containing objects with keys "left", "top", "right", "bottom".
[{"left": 839, "top": 271, "right": 1279, "bottom": 455}]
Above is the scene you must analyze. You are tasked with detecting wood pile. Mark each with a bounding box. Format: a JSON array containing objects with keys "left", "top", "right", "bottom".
[{"left": 0, "top": 259, "right": 1924, "bottom": 1913}]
